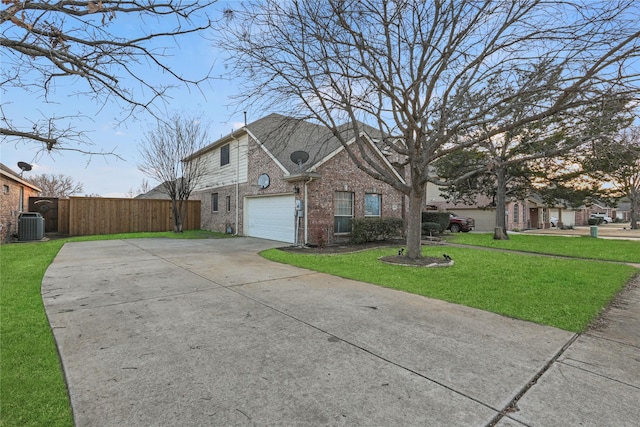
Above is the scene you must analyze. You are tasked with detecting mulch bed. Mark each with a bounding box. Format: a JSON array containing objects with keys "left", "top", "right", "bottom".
[{"left": 278, "top": 238, "right": 452, "bottom": 267}]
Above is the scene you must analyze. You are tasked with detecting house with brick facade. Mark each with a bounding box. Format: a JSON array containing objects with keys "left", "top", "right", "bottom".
[
  {"left": 423, "top": 183, "right": 578, "bottom": 232},
  {"left": 187, "top": 114, "right": 406, "bottom": 244},
  {"left": 0, "top": 162, "right": 41, "bottom": 242}
]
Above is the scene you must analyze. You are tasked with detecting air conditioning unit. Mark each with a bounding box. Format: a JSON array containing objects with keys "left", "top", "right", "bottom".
[{"left": 18, "top": 212, "right": 45, "bottom": 241}]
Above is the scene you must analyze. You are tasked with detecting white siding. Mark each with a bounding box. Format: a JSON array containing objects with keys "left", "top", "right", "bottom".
[
  {"left": 195, "top": 135, "right": 249, "bottom": 191},
  {"left": 425, "top": 182, "right": 447, "bottom": 204}
]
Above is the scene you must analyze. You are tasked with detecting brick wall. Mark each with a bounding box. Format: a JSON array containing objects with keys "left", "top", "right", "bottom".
[
  {"left": 194, "top": 184, "right": 238, "bottom": 234},
  {"left": 306, "top": 147, "right": 405, "bottom": 246},
  {"left": 1, "top": 176, "right": 40, "bottom": 241}
]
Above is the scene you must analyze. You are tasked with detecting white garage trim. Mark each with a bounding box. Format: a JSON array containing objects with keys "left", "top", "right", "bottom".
[{"left": 244, "top": 195, "right": 295, "bottom": 243}]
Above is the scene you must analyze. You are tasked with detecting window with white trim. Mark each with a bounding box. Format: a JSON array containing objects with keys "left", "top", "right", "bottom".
[
  {"left": 212, "top": 193, "right": 219, "bottom": 212},
  {"left": 364, "top": 193, "right": 381, "bottom": 217},
  {"left": 334, "top": 191, "right": 354, "bottom": 233},
  {"left": 220, "top": 144, "right": 230, "bottom": 166}
]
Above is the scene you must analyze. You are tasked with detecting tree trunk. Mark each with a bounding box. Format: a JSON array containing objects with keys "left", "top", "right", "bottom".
[
  {"left": 172, "top": 199, "right": 184, "bottom": 233},
  {"left": 630, "top": 191, "right": 638, "bottom": 230},
  {"left": 405, "top": 185, "right": 425, "bottom": 259},
  {"left": 493, "top": 166, "right": 509, "bottom": 240}
]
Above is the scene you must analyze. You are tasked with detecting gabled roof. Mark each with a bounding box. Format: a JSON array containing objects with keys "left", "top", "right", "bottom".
[
  {"left": 134, "top": 182, "right": 170, "bottom": 199},
  {"left": 0, "top": 162, "right": 41, "bottom": 192},
  {"left": 186, "top": 113, "right": 402, "bottom": 181},
  {"left": 135, "top": 178, "right": 187, "bottom": 199},
  {"left": 245, "top": 114, "right": 342, "bottom": 174},
  {"left": 246, "top": 114, "right": 397, "bottom": 178}
]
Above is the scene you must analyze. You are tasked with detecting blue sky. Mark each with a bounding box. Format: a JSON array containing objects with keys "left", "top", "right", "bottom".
[{"left": 1, "top": 2, "right": 245, "bottom": 197}]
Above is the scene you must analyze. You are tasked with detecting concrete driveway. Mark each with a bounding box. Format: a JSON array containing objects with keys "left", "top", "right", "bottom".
[{"left": 42, "top": 238, "right": 639, "bottom": 426}]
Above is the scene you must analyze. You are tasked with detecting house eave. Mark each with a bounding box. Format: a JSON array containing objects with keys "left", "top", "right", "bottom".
[
  {"left": 282, "top": 172, "right": 321, "bottom": 182},
  {"left": 0, "top": 169, "right": 42, "bottom": 192},
  {"left": 183, "top": 128, "right": 248, "bottom": 162}
]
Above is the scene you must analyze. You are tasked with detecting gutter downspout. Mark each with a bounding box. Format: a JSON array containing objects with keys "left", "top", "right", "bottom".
[
  {"left": 230, "top": 130, "right": 240, "bottom": 235},
  {"left": 304, "top": 177, "right": 314, "bottom": 245}
]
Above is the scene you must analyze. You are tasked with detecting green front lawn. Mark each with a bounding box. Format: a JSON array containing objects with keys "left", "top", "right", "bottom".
[
  {"left": 447, "top": 233, "right": 640, "bottom": 263},
  {"left": 262, "top": 244, "right": 638, "bottom": 333},
  {"left": 0, "top": 230, "right": 228, "bottom": 427}
]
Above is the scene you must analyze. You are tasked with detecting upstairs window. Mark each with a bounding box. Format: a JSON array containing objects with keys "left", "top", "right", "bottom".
[{"left": 220, "top": 144, "right": 230, "bottom": 166}]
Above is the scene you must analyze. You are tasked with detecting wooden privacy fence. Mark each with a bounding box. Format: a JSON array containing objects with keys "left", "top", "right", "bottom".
[{"left": 56, "top": 197, "right": 200, "bottom": 236}]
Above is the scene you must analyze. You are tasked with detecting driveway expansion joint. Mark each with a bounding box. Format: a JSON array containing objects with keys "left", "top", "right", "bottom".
[{"left": 486, "top": 333, "right": 580, "bottom": 427}]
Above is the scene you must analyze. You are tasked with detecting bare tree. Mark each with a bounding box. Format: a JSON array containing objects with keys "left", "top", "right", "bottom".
[
  {"left": 138, "top": 114, "right": 209, "bottom": 232},
  {"left": 585, "top": 126, "right": 640, "bottom": 229},
  {"left": 1, "top": 1, "right": 217, "bottom": 154},
  {"left": 219, "top": 0, "right": 640, "bottom": 258},
  {"left": 28, "top": 173, "right": 84, "bottom": 197},
  {"left": 125, "top": 179, "right": 151, "bottom": 198}
]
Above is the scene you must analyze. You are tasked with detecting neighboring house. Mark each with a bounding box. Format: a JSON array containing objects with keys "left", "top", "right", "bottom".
[
  {"left": 135, "top": 178, "right": 190, "bottom": 200},
  {"left": 0, "top": 162, "right": 41, "bottom": 241},
  {"left": 186, "top": 114, "right": 406, "bottom": 245},
  {"left": 424, "top": 183, "right": 577, "bottom": 231},
  {"left": 135, "top": 181, "right": 172, "bottom": 199},
  {"left": 575, "top": 203, "right": 617, "bottom": 225},
  {"left": 614, "top": 198, "right": 631, "bottom": 222}
]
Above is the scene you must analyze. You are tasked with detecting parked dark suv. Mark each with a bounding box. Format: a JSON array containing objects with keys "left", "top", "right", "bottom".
[{"left": 448, "top": 212, "right": 475, "bottom": 233}]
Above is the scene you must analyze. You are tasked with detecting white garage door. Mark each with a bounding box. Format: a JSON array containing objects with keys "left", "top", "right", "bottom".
[{"left": 245, "top": 195, "right": 295, "bottom": 243}]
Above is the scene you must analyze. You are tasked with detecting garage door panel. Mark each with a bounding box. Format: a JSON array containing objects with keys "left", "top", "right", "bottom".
[
  {"left": 245, "top": 195, "right": 295, "bottom": 243},
  {"left": 469, "top": 210, "right": 496, "bottom": 232}
]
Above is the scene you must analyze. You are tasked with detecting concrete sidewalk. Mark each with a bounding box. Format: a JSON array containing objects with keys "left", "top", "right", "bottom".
[{"left": 42, "top": 238, "right": 640, "bottom": 426}]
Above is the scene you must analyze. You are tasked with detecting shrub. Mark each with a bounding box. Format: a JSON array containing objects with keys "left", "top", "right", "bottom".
[
  {"left": 351, "top": 217, "right": 403, "bottom": 243},
  {"left": 588, "top": 218, "right": 602, "bottom": 225},
  {"left": 422, "top": 222, "right": 440, "bottom": 235},
  {"left": 421, "top": 211, "right": 450, "bottom": 232}
]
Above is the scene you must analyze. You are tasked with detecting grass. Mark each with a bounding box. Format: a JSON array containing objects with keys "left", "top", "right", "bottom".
[
  {"left": 0, "top": 230, "right": 228, "bottom": 427},
  {"left": 447, "top": 232, "right": 640, "bottom": 263},
  {"left": 262, "top": 242, "right": 638, "bottom": 333}
]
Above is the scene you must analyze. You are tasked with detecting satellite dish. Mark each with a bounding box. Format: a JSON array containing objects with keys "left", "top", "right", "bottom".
[
  {"left": 17, "top": 161, "right": 32, "bottom": 177},
  {"left": 17, "top": 161, "right": 32, "bottom": 172},
  {"left": 290, "top": 151, "right": 309, "bottom": 171}
]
